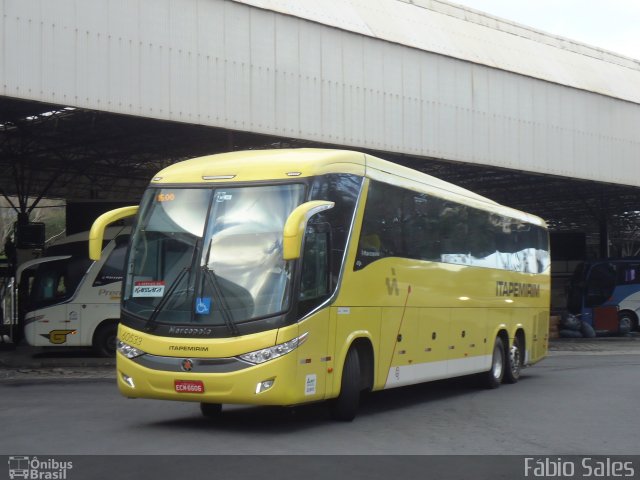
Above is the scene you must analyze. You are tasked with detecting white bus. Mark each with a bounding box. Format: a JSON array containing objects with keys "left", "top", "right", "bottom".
[{"left": 17, "top": 227, "right": 129, "bottom": 355}]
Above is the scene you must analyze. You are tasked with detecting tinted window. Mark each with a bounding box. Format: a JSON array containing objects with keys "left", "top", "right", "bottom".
[
  {"left": 297, "top": 174, "right": 361, "bottom": 317},
  {"left": 355, "top": 180, "right": 549, "bottom": 273},
  {"left": 616, "top": 264, "right": 640, "bottom": 285},
  {"left": 93, "top": 235, "right": 130, "bottom": 286},
  {"left": 30, "top": 257, "right": 92, "bottom": 308},
  {"left": 308, "top": 174, "right": 362, "bottom": 289}
]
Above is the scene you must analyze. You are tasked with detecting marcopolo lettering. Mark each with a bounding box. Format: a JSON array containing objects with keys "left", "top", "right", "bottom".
[
  {"left": 168, "top": 326, "right": 213, "bottom": 336},
  {"left": 496, "top": 281, "right": 540, "bottom": 298}
]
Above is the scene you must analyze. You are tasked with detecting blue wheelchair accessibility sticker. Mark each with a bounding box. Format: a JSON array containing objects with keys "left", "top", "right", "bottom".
[{"left": 195, "top": 297, "right": 211, "bottom": 315}]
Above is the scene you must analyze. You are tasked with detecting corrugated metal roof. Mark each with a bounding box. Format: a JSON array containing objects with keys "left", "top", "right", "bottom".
[{"left": 232, "top": 0, "right": 640, "bottom": 105}]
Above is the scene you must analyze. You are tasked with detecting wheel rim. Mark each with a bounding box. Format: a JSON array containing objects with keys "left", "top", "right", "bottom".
[
  {"left": 509, "top": 344, "right": 521, "bottom": 377},
  {"left": 492, "top": 344, "right": 504, "bottom": 380},
  {"left": 619, "top": 316, "right": 632, "bottom": 332}
]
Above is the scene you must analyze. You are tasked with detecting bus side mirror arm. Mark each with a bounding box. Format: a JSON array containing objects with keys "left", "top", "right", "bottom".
[
  {"left": 89, "top": 206, "right": 139, "bottom": 260},
  {"left": 282, "top": 201, "right": 334, "bottom": 260}
]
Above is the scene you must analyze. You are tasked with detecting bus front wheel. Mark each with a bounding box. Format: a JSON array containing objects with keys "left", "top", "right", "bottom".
[
  {"left": 93, "top": 322, "right": 118, "bottom": 357},
  {"left": 329, "top": 347, "right": 361, "bottom": 422},
  {"left": 481, "top": 337, "right": 505, "bottom": 389}
]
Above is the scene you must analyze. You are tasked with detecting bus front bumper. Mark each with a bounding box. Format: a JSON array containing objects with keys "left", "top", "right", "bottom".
[{"left": 116, "top": 351, "right": 302, "bottom": 406}]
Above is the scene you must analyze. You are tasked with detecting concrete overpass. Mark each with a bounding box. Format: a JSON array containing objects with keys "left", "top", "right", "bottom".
[{"left": 1, "top": 0, "right": 639, "bottom": 258}]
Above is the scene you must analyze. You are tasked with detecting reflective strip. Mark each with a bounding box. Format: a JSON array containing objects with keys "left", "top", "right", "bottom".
[{"left": 384, "top": 355, "right": 492, "bottom": 389}]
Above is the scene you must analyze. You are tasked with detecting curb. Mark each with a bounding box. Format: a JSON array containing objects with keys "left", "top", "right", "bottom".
[{"left": 0, "top": 346, "right": 116, "bottom": 370}]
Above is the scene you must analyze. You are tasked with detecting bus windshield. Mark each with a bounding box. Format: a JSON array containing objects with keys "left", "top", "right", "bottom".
[
  {"left": 123, "top": 184, "right": 306, "bottom": 329},
  {"left": 28, "top": 257, "right": 92, "bottom": 309}
]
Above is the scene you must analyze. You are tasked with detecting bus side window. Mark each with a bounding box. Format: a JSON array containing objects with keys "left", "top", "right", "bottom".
[
  {"left": 618, "top": 265, "right": 640, "bottom": 285},
  {"left": 298, "top": 223, "right": 330, "bottom": 316},
  {"left": 355, "top": 181, "right": 403, "bottom": 269}
]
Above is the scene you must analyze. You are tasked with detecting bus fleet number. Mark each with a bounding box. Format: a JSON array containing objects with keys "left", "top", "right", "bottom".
[{"left": 120, "top": 331, "right": 143, "bottom": 346}]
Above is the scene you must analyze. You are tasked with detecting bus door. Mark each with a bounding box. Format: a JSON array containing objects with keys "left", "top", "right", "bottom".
[
  {"left": 296, "top": 222, "right": 332, "bottom": 400},
  {"left": 14, "top": 262, "right": 44, "bottom": 345},
  {"left": 580, "top": 262, "right": 617, "bottom": 329}
]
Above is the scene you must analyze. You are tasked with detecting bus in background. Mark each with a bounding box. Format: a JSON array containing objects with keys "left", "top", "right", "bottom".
[
  {"left": 17, "top": 227, "right": 129, "bottom": 356},
  {"left": 567, "top": 258, "right": 640, "bottom": 335},
  {"left": 90, "top": 149, "right": 550, "bottom": 421}
]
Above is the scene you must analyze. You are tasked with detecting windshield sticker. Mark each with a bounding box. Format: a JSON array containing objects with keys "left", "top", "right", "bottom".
[
  {"left": 133, "top": 281, "right": 166, "bottom": 297},
  {"left": 216, "top": 192, "right": 233, "bottom": 202},
  {"left": 195, "top": 297, "right": 211, "bottom": 315}
]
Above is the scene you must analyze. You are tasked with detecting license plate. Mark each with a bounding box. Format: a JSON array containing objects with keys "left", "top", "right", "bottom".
[{"left": 174, "top": 380, "right": 205, "bottom": 393}]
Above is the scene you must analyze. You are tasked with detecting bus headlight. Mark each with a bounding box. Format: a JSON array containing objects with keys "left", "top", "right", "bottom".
[
  {"left": 117, "top": 340, "right": 146, "bottom": 359},
  {"left": 238, "top": 332, "right": 308, "bottom": 364}
]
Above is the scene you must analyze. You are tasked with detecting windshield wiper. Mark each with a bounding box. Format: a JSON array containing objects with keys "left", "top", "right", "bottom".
[
  {"left": 201, "top": 239, "right": 239, "bottom": 336},
  {"left": 144, "top": 267, "right": 190, "bottom": 332},
  {"left": 201, "top": 266, "right": 239, "bottom": 336}
]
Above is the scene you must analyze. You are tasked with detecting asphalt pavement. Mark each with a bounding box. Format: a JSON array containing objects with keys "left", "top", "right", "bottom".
[
  {"left": 1, "top": 334, "right": 639, "bottom": 381},
  {"left": 0, "top": 343, "right": 115, "bottom": 381}
]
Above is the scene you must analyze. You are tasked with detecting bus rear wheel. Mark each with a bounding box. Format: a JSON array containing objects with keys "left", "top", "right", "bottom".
[
  {"left": 618, "top": 311, "right": 637, "bottom": 334},
  {"left": 503, "top": 336, "right": 522, "bottom": 384},
  {"left": 481, "top": 337, "right": 505, "bottom": 389},
  {"left": 329, "top": 347, "right": 361, "bottom": 422}
]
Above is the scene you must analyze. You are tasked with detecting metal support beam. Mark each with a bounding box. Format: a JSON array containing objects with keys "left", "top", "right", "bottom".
[{"left": 599, "top": 220, "right": 610, "bottom": 259}]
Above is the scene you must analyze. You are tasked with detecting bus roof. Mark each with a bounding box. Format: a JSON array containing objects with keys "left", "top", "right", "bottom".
[
  {"left": 152, "top": 149, "right": 546, "bottom": 228},
  {"left": 16, "top": 255, "right": 72, "bottom": 280}
]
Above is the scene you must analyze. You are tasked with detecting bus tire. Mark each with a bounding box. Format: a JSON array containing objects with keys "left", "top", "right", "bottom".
[
  {"left": 503, "top": 335, "right": 522, "bottom": 384},
  {"left": 329, "top": 347, "right": 361, "bottom": 422},
  {"left": 200, "top": 402, "right": 222, "bottom": 418},
  {"left": 481, "top": 337, "right": 505, "bottom": 389},
  {"left": 93, "top": 322, "right": 118, "bottom": 357},
  {"left": 618, "top": 311, "right": 637, "bottom": 334}
]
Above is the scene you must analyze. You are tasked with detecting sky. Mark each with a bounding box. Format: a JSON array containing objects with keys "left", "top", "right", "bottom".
[{"left": 448, "top": 0, "right": 640, "bottom": 60}]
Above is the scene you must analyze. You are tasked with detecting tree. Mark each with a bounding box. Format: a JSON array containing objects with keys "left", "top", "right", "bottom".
[{"left": 0, "top": 196, "right": 66, "bottom": 254}]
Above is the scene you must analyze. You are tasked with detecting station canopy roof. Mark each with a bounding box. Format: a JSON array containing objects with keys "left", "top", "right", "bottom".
[{"left": 1, "top": 96, "right": 640, "bottom": 236}]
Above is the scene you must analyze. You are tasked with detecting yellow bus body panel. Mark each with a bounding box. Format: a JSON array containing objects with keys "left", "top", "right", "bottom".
[
  {"left": 117, "top": 312, "right": 338, "bottom": 406},
  {"left": 328, "top": 257, "right": 550, "bottom": 392}
]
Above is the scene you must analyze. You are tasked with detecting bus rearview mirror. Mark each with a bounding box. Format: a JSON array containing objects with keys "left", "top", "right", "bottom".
[
  {"left": 282, "top": 201, "right": 334, "bottom": 260},
  {"left": 89, "top": 206, "right": 139, "bottom": 260}
]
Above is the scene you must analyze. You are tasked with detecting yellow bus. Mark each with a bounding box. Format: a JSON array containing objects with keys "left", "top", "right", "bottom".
[{"left": 90, "top": 149, "right": 550, "bottom": 421}]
